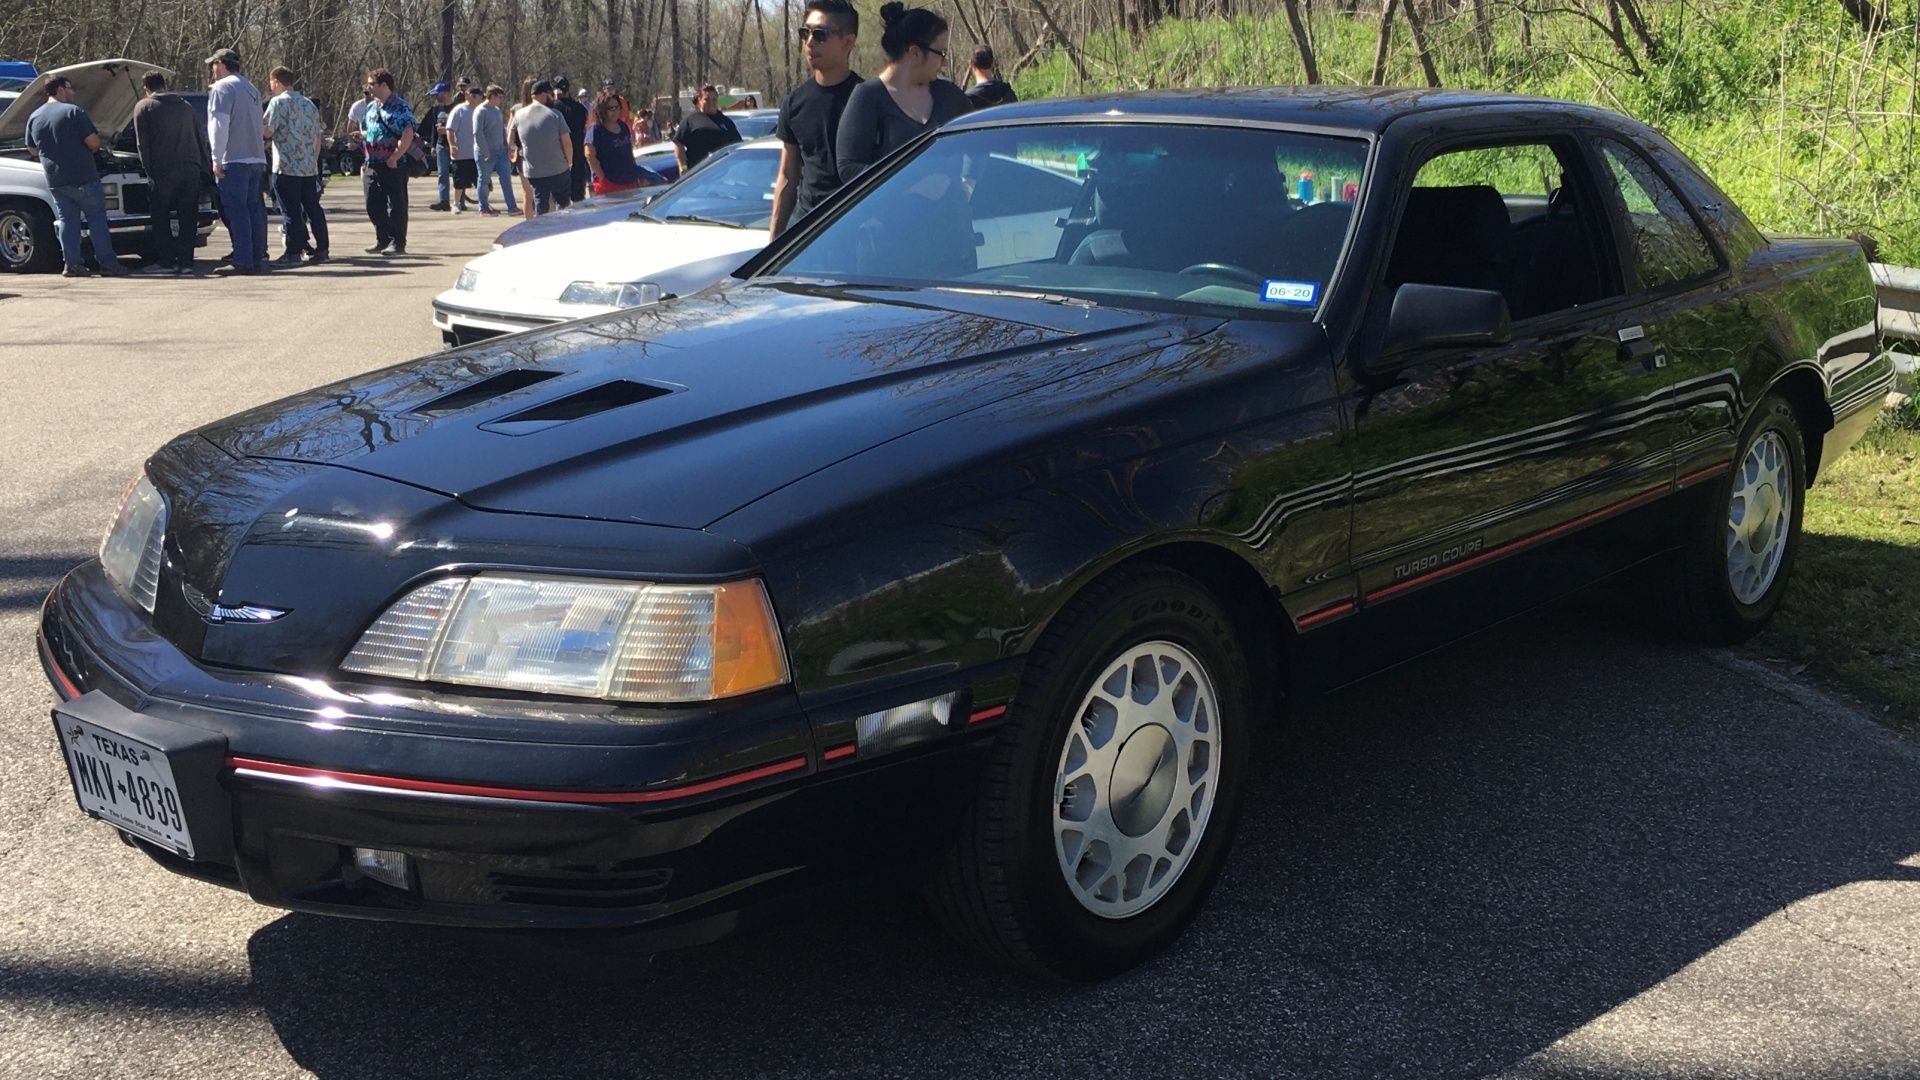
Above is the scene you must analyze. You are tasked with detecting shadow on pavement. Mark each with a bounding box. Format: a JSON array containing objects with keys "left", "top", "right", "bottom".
[
  {"left": 243, "top": 610, "right": 1920, "bottom": 1078},
  {"left": 0, "top": 553, "right": 89, "bottom": 612}
]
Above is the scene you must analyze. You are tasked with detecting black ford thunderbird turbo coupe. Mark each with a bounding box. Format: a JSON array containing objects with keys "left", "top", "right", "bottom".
[{"left": 40, "top": 88, "right": 1891, "bottom": 980}]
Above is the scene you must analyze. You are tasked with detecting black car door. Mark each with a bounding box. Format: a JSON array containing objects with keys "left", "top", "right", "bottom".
[{"left": 1337, "top": 126, "right": 1679, "bottom": 660}]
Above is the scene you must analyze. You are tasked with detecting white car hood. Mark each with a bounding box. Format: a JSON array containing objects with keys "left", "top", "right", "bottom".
[
  {"left": 462, "top": 218, "right": 768, "bottom": 301},
  {"left": 0, "top": 59, "right": 169, "bottom": 143}
]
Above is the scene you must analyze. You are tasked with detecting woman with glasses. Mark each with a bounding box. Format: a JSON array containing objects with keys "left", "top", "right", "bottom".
[
  {"left": 583, "top": 91, "right": 643, "bottom": 196},
  {"left": 834, "top": 2, "right": 969, "bottom": 184}
]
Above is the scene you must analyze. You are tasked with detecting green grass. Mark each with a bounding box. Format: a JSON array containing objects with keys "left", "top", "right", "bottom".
[
  {"left": 1750, "top": 417, "right": 1920, "bottom": 724},
  {"left": 1016, "top": 0, "right": 1920, "bottom": 262}
]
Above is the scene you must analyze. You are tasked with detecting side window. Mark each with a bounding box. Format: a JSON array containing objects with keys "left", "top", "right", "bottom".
[
  {"left": 1598, "top": 139, "right": 1719, "bottom": 290},
  {"left": 1386, "top": 140, "right": 1617, "bottom": 321}
]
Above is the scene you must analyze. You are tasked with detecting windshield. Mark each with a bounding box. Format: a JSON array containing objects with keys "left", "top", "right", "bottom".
[
  {"left": 732, "top": 113, "right": 779, "bottom": 139},
  {"left": 770, "top": 123, "right": 1368, "bottom": 316},
  {"left": 641, "top": 145, "right": 779, "bottom": 228}
]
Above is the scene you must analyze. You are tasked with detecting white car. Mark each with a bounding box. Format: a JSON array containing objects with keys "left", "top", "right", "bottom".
[
  {"left": 433, "top": 138, "right": 781, "bottom": 346},
  {"left": 0, "top": 59, "right": 216, "bottom": 272}
]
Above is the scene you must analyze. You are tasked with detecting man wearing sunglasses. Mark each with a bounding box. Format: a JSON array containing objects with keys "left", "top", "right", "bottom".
[{"left": 770, "top": 0, "right": 863, "bottom": 239}]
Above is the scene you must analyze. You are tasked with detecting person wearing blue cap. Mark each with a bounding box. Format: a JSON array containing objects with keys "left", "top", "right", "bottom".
[{"left": 421, "top": 81, "right": 454, "bottom": 210}]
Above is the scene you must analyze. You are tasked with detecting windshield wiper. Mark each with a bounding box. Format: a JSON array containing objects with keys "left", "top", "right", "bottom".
[
  {"left": 664, "top": 213, "right": 747, "bottom": 229},
  {"left": 627, "top": 209, "right": 662, "bottom": 223}
]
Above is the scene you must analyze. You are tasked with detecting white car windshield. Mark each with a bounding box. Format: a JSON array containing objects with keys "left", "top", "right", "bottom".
[
  {"left": 639, "top": 146, "right": 780, "bottom": 230},
  {"left": 770, "top": 123, "right": 1369, "bottom": 317}
]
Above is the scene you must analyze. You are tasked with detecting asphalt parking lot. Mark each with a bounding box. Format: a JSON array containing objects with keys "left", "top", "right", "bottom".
[{"left": 4, "top": 186, "right": 1920, "bottom": 1079}]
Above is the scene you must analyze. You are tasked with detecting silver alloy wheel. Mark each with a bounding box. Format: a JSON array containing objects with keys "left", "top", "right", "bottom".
[
  {"left": 1726, "top": 430, "right": 1794, "bottom": 605},
  {"left": 0, "top": 210, "right": 32, "bottom": 267},
  {"left": 1051, "top": 640, "right": 1222, "bottom": 919}
]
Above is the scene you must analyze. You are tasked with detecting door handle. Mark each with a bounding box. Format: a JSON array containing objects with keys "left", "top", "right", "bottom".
[{"left": 1615, "top": 327, "right": 1666, "bottom": 372}]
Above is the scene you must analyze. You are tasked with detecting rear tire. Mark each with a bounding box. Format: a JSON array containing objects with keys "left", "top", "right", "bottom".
[
  {"left": 927, "top": 566, "right": 1253, "bottom": 981},
  {"left": 1675, "top": 394, "right": 1806, "bottom": 644},
  {"left": 0, "top": 201, "right": 59, "bottom": 273}
]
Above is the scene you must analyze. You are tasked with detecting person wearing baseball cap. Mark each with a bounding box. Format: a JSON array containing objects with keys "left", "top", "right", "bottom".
[
  {"left": 420, "top": 81, "right": 455, "bottom": 210},
  {"left": 205, "top": 48, "right": 269, "bottom": 273},
  {"left": 549, "top": 76, "right": 590, "bottom": 202},
  {"left": 509, "top": 80, "right": 574, "bottom": 214}
]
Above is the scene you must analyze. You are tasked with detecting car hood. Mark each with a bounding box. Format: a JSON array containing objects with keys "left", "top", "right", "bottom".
[
  {"left": 0, "top": 59, "right": 168, "bottom": 142},
  {"left": 462, "top": 218, "right": 765, "bottom": 300},
  {"left": 494, "top": 188, "right": 660, "bottom": 247},
  {"left": 196, "top": 280, "right": 1211, "bottom": 529}
]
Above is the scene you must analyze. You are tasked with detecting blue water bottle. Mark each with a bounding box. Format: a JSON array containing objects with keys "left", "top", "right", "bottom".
[{"left": 1297, "top": 170, "right": 1315, "bottom": 203}]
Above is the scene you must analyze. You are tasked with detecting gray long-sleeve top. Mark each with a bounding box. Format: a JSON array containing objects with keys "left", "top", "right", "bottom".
[{"left": 473, "top": 103, "right": 508, "bottom": 158}]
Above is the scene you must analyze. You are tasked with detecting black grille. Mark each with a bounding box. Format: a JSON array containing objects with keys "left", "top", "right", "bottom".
[{"left": 488, "top": 867, "right": 674, "bottom": 909}]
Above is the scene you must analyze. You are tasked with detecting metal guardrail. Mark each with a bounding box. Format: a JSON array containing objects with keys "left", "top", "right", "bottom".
[{"left": 1872, "top": 263, "right": 1920, "bottom": 360}]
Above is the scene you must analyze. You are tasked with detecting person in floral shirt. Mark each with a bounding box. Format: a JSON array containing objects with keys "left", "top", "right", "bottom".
[
  {"left": 262, "top": 66, "right": 328, "bottom": 265},
  {"left": 359, "top": 67, "right": 417, "bottom": 254}
]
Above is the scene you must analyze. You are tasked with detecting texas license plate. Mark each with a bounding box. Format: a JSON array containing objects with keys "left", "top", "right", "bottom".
[{"left": 56, "top": 715, "right": 196, "bottom": 858}]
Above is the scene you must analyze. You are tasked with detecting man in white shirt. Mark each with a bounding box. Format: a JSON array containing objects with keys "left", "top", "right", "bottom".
[
  {"left": 445, "top": 88, "right": 477, "bottom": 212},
  {"left": 205, "top": 47, "right": 269, "bottom": 273}
]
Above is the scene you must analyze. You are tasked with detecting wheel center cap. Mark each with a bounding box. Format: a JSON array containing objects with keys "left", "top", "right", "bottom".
[{"left": 1108, "top": 724, "right": 1177, "bottom": 837}]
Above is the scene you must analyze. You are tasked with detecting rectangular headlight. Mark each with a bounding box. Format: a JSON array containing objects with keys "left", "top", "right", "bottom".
[
  {"left": 455, "top": 268, "right": 480, "bottom": 291},
  {"left": 99, "top": 473, "right": 167, "bottom": 613},
  {"left": 340, "top": 574, "right": 788, "bottom": 703},
  {"left": 559, "top": 281, "right": 662, "bottom": 307}
]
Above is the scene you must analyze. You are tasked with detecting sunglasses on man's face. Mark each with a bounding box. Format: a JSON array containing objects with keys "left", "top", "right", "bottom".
[{"left": 797, "top": 25, "right": 842, "bottom": 43}]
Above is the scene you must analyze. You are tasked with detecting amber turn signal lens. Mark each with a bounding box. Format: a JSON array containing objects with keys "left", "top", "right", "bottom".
[{"left": 710, "top": 581, "right": 789, "bottom": 698}]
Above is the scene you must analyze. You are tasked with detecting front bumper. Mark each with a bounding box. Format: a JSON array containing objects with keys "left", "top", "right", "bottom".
[
  {"left": 39, "top": 563, "right": 993, "bottom": 942},
  {"left": 431, "top": 293, "right": 603, "bottom": 346}
]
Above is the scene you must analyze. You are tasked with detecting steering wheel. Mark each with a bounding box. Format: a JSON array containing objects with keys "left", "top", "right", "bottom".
[{"left": 1177, "top": 262, "right": 1265, "bottom": 287}]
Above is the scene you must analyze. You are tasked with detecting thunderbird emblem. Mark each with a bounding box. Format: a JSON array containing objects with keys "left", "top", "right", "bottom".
[{"left": 183, "top": 584, "right": 289, "bottom": 624}]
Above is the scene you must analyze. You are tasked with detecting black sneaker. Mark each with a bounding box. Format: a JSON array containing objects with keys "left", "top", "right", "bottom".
[
  {"left": 97, "top": 264, "right": 129, "bottom": 277},
  {"left": 386, "top": 245, "right": 407, "bottom": 256},
  {"left": 61, "top": 264, "right": 89, "bottom": 278},
  {"left": 305, "top": 252, "right": 329, "bottom": 266},
  {"left": 271, "top": 251, "right": 305, "bottom": 266},
  {"left": 363, "top": 242, "right": 390, "bottom": 254}
]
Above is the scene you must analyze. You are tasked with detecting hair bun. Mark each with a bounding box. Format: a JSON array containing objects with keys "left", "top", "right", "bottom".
[{"left": 880, "top": 2, "right": 906, "bottom": 25}]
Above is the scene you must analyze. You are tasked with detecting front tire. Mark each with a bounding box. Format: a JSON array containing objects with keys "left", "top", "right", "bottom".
[
  {"left": 0, "top": 201, "right": 59, "bottom": 273},
  {"left": 928, "top": 566, "right": 1253, "bottom": 981},
  {"left": 1675, "top": 394, "right": 1807, "bottom": 643}
]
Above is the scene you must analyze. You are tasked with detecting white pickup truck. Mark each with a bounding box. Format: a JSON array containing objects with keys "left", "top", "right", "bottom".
[{"left": 0, "top": 59, "right": 216, "bottom": 272}]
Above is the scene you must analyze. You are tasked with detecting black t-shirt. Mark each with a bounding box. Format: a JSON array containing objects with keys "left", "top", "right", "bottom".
[
  {"left": 675, "top": 110, "right": 741, "bottom": 168},
  {"left": 965, "top": 79, "right": 1018, "bottom": 110},
  {"left": 554, "top": 97, "right": 589, "bottom": 164},
  {"left": 420, "top": 102, "right": 451, "bottom": 147},
  {"left": 775, "top": 72, "right": 863, "bottom": 217}
]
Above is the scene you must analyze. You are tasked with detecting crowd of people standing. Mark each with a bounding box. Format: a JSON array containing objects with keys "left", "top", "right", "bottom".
[{"left": 19, "top": 7, "right": 1016, "bottom": 278}]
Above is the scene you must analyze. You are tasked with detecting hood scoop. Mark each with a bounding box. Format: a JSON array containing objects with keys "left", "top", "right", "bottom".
[
  {"left": 478, "top": 380, "right": 676, "bottom": 435},
  {"left": 413, "top": 369, "right": 562, "bottom": 417}
]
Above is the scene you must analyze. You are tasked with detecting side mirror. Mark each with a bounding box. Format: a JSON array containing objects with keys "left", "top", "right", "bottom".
[{"left": 1372, "top": 284, "right": 1512, "bottom": 369}]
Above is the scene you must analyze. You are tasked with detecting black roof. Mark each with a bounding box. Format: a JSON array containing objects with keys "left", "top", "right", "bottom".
[{"left": 945, "top": 86, "right": 1622, "bottom": 135}]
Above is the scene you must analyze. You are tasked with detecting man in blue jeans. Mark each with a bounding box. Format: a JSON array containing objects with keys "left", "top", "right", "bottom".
[
  {"left": 22, "top": 76, "right": 126, "bottom": 277},
  {"left": 205, "top": 48, "right": 269, "bottom": 274},
  {"left": 473, "top": 85, "right": 518, "bottom": 216},
  {"left": 420, "top": 82, "right": 453, "bottom": 211}
]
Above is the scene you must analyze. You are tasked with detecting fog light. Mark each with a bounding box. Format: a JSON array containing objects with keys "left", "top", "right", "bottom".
[
  {"left": 854, "top": 692, "right": 957, "bottom": 755},
  {"left": 351, "top": 846, "right": 413, "bottom": 889}
]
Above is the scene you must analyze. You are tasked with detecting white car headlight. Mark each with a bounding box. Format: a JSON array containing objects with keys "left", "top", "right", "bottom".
[
  {"left": 559, "top": 281, "right": 663, "bottom": 308},
  {"left": 100, "top": 473, "right": 167, "bottom": 613},
  {"left": 455, "top": 268, "right": 480, "bottom": 291},
  {"left": 340, "top": 574, "right": 788, "bottom": 703}
]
